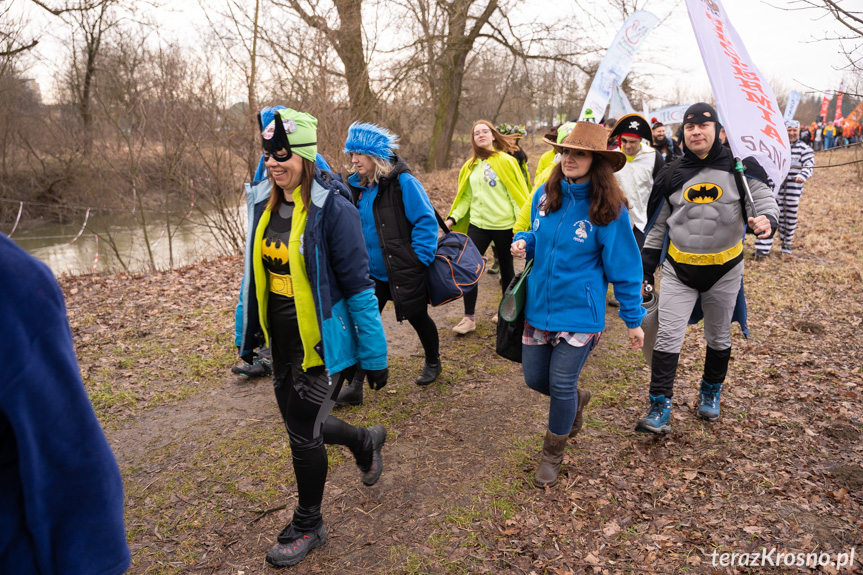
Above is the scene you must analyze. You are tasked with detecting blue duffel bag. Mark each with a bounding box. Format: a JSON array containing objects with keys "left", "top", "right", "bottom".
[{"left": 427, "top": 211, "right": 486, "bottom": 306}]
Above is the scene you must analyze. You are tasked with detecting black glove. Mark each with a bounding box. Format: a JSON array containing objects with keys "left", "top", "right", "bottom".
[{"left": 366, "top": 368, "right": 389, "bottom": 391}]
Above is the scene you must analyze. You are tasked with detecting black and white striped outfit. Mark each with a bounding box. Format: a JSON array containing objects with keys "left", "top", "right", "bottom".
[{"left": 755, "top": 140, "right": 814, "bottom": 255}]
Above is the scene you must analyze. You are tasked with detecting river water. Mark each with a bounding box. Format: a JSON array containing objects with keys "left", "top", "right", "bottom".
[{"left": 9, "top": 207, "right": 245, "bottom": 276}]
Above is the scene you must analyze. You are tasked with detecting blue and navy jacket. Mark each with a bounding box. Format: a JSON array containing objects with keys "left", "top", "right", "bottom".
[
  {"left": 347, "top": 154, "right": 438, "bottom": 321},
  {"left": 514, "top": 180, "right": 646, "bottom": 333},
  {"left": 237, "top": 168, "right": 388, "bottom": 375}
]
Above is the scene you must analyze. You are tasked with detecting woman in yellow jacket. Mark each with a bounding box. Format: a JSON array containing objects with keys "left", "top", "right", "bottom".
[{"left": 446, "top": 120, "right": 529, "bottom": 333}]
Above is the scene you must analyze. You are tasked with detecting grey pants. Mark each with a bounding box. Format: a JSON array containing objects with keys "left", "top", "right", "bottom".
[{"left": 654, "top": 260, "right": 743, "bottom": 354}]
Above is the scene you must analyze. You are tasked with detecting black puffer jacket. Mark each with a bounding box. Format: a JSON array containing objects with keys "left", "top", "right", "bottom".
[{"left": 349, "top": 155, "right": 429, "bottom": 321}]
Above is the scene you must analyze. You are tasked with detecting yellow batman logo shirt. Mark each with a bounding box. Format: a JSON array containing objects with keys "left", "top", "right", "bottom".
[{"left": 684, "top": 183, "right": 723, "bottom": 204}]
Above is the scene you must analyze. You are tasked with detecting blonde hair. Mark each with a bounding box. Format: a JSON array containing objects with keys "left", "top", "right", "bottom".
[{"left": 352, "top": 154, "right": 394, "bottom": 187}]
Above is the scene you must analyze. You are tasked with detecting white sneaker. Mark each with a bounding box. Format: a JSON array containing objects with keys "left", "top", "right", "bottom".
[
  {"left": 452, "top": 317, "right": 476, "bottom": 334},
  {"left": 492, "top": 313, "right": 499, "bottom": 324}
]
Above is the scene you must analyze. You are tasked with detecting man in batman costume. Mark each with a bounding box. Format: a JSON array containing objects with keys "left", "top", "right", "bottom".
[{"left": 636, "top": 103, "right": 779, "bottom": 433}]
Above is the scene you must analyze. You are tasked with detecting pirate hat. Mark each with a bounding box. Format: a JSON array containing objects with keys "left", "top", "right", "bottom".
[{"left": 610, "top": 113, "right": 653, "bottom": 142}]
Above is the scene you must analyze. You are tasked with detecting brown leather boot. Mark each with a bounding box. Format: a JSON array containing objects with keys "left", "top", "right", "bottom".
[
  {"left": 533, "top": 430, "right": 568, "bottom": 488},
  {"left": 569, "top": 388, "right": 592, "bottom": 439}
]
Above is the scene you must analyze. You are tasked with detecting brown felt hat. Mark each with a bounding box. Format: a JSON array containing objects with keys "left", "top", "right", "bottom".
[{"left": 541, "top": 121, "right": 626, "bottom": 172}]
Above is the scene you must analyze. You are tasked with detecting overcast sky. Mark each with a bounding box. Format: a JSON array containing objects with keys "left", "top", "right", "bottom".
[{"left": 13, "top": 0, "right": 855, "bottom": 106}]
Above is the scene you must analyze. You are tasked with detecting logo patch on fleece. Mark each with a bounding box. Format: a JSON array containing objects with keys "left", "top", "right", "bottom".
[{"left": 573, "top": 220, "right": 593, "bottom": 243}]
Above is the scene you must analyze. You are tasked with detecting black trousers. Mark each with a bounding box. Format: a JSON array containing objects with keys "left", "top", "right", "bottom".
[
  {"left": 268, "top": 294, "right": 370, "bottom": 532},
  {"left": 373, "top": 278, "right": 439, "bottom": 363},
  {"left": 463, "top": 225, "right": 514, "bottom": 315}
]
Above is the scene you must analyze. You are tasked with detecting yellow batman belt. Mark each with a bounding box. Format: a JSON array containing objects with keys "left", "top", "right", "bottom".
[
  {"left": 668, "top": 240, "right": 742, "bottom": 266},
  {"left": 268, "top": 271, "right": 294, "bottom": 297}
]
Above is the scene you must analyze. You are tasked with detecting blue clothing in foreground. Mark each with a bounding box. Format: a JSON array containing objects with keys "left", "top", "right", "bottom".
[
  {"left": 0, "top": 234, "right": 130, "bottom": 575},
  {"left": 514, "top": 179, "right": 645, "bottom": 333},
  {"left": 349, "top": 171, "right": 438, "bottom": 282}
]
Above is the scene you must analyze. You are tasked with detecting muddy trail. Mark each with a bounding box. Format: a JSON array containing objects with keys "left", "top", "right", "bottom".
[
  {"left": 102, "top": 266, "right": 552, "bottom": 574},
  {"left": 60, "top": 149, "right": 863, "bottom": 574}
]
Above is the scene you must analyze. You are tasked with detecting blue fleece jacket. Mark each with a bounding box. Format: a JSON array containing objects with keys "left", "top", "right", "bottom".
[
  {"left": 349, "top": 172, "right": 438, "bottom": 281},
  {"left": 0, "top": 234, "right": 130, "bottom": 575},
  {"left": 514, "top": 180, "right": 646, "bottom": 332}
]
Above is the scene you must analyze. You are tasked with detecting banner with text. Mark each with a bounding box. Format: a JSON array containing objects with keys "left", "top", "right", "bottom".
[
  {"left": 579, "top": 10, "right": 659, "bottom": 122},
  {"left": 650, "top": 105, "right": 689, "bottom": 126},
  {"left": 783, "top": 90, "right": 801, "bottom": 123},
  {"left": 685, "top": 0, "right": 790, "bottom": 189}
]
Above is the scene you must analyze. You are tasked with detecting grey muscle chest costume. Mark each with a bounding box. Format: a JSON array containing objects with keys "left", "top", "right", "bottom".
[{"left": 642, "top": 108, "right": 779, "bottom": 399}]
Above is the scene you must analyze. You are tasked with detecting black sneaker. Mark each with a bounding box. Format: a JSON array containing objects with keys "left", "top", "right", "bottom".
[
  {"left": 231, "top": 359, "right": 272, "bottom": 378},
  {"left": 265, "top": 523, "right": 327, "bottom": 567},
  {"left": 360, "top": 425, "right": 386, "bottom": 486}
]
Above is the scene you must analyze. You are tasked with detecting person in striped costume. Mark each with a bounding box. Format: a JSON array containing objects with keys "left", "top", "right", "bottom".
[{"left": 754, "top": 120, "right": 815, "bottom": 258}]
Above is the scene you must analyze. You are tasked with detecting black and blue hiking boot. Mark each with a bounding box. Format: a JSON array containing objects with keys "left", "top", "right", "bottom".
[
  {"left": 635, "top": 394, "right": 672, "bottom": 434},
  {"left": 697, "top": 381, "right": 723, "bottom": 421}
]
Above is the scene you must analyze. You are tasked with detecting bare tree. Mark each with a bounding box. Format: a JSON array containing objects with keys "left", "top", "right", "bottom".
[{"left": 268, "top": 0, "right": 378, "bottom": 120}]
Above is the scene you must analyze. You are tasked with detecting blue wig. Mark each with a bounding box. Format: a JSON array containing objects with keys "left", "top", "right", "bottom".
[{"left": 343, "top": 122, "right": 399, "bottom": 161}]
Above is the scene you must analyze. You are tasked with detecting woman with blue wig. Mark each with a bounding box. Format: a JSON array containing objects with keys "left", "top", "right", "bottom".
[
  {"left": 236, "top": 106, "right": 390, "bottom": 567},
  {"left": 334, "top": 123, "right": 441, "bottom": 406}
]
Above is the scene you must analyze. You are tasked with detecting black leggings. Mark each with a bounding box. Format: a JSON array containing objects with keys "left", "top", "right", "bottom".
[
  {"left": 373, "top": 278, "right": 439, "bottom": 363},
  {"left": 269, "top": 295, "right": 371, "bottom": 531},
  {"left": 463, "top": 225, "right": 514, "bottom": 315}
]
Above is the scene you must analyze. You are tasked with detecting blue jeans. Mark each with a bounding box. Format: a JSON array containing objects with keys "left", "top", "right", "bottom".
[{"left": 522, "top": 338, "right": 596, "bottom": 435}]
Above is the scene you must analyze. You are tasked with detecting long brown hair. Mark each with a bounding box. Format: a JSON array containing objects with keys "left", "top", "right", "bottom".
[
  {"left": 266, "top": 158, "right": 316, "bottom": 213},
  {"left": 541, "top": 154, "right": 629, "bottom": 226},
  {"left": 470, "top": 120, "right": 518, "bottom": 164}
]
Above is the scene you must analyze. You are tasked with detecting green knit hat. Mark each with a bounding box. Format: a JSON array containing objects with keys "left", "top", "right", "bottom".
[
  {"left": 556, "top": 122, "right": 577, "bottom": 144},
  {"left": 258, "top": 106, "right": 318, "bottom": 163}
]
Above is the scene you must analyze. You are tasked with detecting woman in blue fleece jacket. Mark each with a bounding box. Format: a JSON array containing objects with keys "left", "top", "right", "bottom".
[
  {"left": 511, "top": 122, "right": 645, "bottom": 488},
  {"left": 335, "top": 123, "right": 442, "bottom": 406}
]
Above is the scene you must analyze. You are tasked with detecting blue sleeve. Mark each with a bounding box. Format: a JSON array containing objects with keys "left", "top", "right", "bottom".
[
  {"left": 0, "top": 239, "right": 130, "bottom": 575},
  {"left": 600, "top": 209, "right": 647, "bottom": 329},
  {"left": 324, "top": 196, "right": 388, "bottom": 370},
  {"left": 398, "top": 173, "right": 438, "bottom": 266},
  {"left": 346, "top": 289, "right": 389, "bottom": 370},
  {"left": 234, "top": 278, "right": 243, "bottom": 347},
  {"left": 315, "top": 153, "right": 331, "bottom": 171}
]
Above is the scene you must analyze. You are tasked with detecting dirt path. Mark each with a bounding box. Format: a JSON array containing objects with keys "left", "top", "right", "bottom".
[
  {"left": 71, "top": 153, "right": 863, "bottom": 573},
  {"left": 108, "top": 269, "right": 551, "bottom": 574}
]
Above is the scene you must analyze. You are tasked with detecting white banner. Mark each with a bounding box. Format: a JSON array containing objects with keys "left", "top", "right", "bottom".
[
  {"left": 685, "top": 0, "right": 790, "bottom": 189},
  {"left": 579, "top": 10, "right": 660, "bottom": 122},
  {"left": 608, "top": 80, "right": 636, "bottom": 120},
  {"left": 783, "top": 90, "right": 801, "bottom": 123},
  {"left": 650, "top": 105, "right": 689, "bottom": 126}
]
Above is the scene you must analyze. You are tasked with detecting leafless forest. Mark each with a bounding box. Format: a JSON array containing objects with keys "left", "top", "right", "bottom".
[{"left": 1, "top": 0, "right": 859, "bottom": 271}]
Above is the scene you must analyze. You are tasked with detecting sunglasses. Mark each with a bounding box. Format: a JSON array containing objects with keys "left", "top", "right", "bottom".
[{"left": 263, "top": 150, "right": 292, "bottom": 163}]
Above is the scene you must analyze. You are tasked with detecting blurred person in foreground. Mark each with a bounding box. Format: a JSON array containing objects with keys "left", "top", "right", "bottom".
[{"left": 0, "top": 233, "right": 130, "bottom": 575}]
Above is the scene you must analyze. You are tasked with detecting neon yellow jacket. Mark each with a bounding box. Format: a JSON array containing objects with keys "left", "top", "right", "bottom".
[
  {"left": 447, "top": 152, "right": 530, "bottom": 234},
  {"left": 533, "top": 149, "right": 557, "bottom": 184},
  {"left": 514, "top": 163, "right": 556, "bottom": 233}
]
